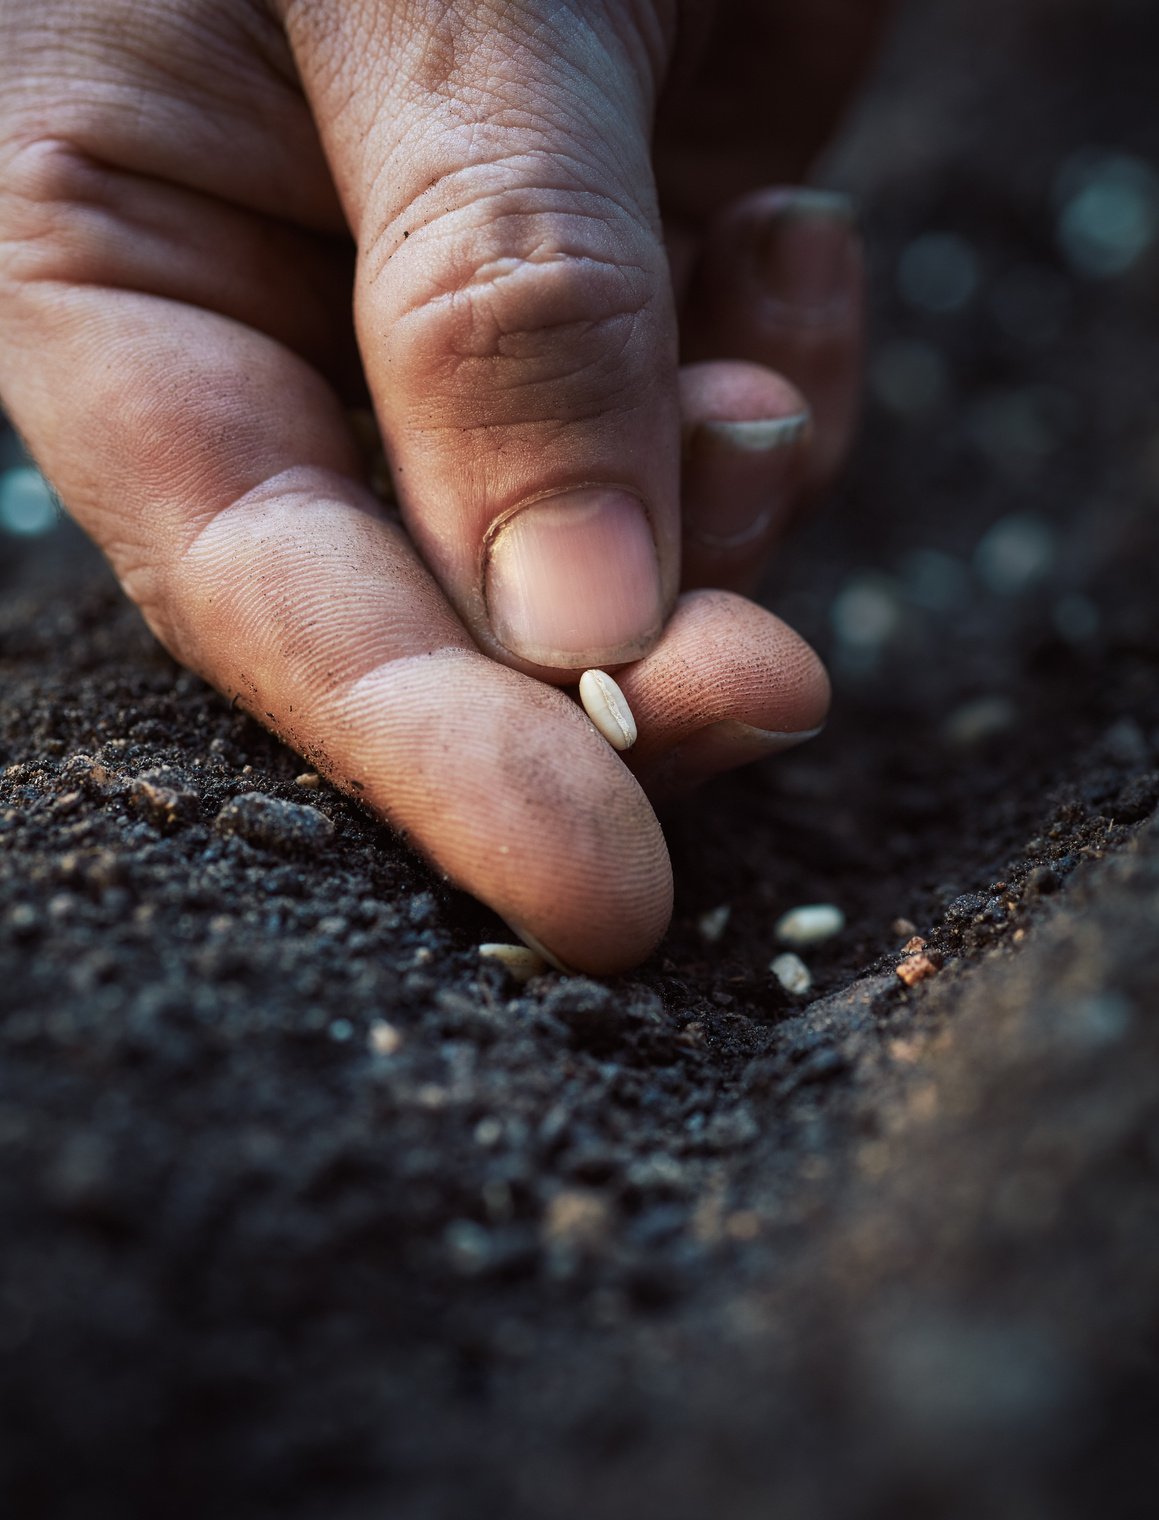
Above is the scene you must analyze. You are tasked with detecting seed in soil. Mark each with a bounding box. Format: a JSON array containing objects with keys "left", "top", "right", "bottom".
[
  {"left": 775, "top": 903, "right": 846, "bottom": 948},
  {"left": 479, "top": 942, "right": 547, "bottom": 983},
  {"left": 770, "top": 952, "right": 813, "bottom": 996},
  {"left": 578, "top": 669, "right": 637, "bottom": 751}
]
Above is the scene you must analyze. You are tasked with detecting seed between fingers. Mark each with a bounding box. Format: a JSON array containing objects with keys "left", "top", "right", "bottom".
[{"left": 579, "top": 669, "right": 637, "bottom": 752}]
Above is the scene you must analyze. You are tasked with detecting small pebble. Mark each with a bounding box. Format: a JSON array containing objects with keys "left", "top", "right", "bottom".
[
  {"left": 294, "top": 771, "right": 322, "bottom": 789},
  {"left": 897, "top": 952, "right": 941, "bottom": 988},
  {"left": 774, "top": 903, "right": 845, "bottom": 948},
  {"left": 214, "top": 792, "right": 334, "bottom": 855},
  {"left": 129, "top": 777, "right": 199, "bottom": 828},
  {"left": 479, "top": 942, "right": 547, "bottom": 984},
  {"left": 892, "top": 917, "right": 918, "bottom": 939},
  {"left": 697, "top": 904, "right": 731, "bottom": 944},
  {"left": 578, "top": 669, "right": 637, "bottom": 751},
  {"left": 770, "top": 952, "right": 813, "bottom": 996}
]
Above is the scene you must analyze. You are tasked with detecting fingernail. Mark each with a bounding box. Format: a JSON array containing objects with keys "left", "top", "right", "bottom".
[
  {"left": 757, "top": 189, "right": 859, "bottom": 321},
  {"left": 685, "top": 411, "right": 810, "bottom": 549},
  {"left": 690, "top": 719, "right": 825, "bottom": 765},
  {"left": 486, "top": 489, "right": 663, "bottom": 668},
  {"left": 723, "top": 718, "right": 821, "bottom": 745}
]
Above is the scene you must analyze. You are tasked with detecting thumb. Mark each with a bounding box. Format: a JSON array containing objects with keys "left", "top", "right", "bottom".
[{"left": 280, "top": 1, "right": 681, "bottom": 676}]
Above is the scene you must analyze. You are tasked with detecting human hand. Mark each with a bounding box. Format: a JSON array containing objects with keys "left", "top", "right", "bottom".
[{"left": 0, "top": 1, "right": 886, "bottom": 972}]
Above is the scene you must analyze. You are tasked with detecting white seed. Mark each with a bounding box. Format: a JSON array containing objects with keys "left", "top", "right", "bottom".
[
  {"left": 578, "top": 669, "right": 637, "bottom": 751},
  {"left": 479, "top": 942, "right": 547, "bottom": 983},
  {"left": 770, "top": 952, "right": 813, "bottom": 996},
  {"left": 774, "top": 902, "right": 846, "bottom": 948}
]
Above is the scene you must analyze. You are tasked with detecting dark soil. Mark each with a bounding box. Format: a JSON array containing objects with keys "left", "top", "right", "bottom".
[{"left": 3, "top": 1, "right": 1159, "bottom": 1516}]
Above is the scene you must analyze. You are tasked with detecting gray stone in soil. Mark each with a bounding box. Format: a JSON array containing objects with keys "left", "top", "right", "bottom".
[{"left": 213, "top": 792, "right": 334, "bottom": 856}]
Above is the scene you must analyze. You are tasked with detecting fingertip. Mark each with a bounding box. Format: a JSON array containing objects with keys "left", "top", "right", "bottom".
[
  {"left": 342, "top": 651, "right": 673, "bottom": 975},
  {"left": 613, "top": 589, "right": 830, "bottom": 795}
]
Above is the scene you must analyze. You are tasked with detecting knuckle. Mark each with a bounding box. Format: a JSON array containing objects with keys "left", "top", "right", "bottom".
[
  {"left": 373, "top": 184, "right": 668, "bottom": 427},
  {"left": 0, "top": 137, "right": 98, "bottom": 287},
  {"left": 411, "top": 251, "right": 648, "bottom": 406}
]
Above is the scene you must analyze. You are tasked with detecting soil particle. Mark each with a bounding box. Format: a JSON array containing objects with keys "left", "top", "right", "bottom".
[
  {"left": 213, "top": 791, "right": 336, "bottom": 855},
  {"left": 129, "top": 774, "right": 199, "bottom": 829},
  {"left": 895, "top": 950, "right": 942, "bottom": 987}
]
